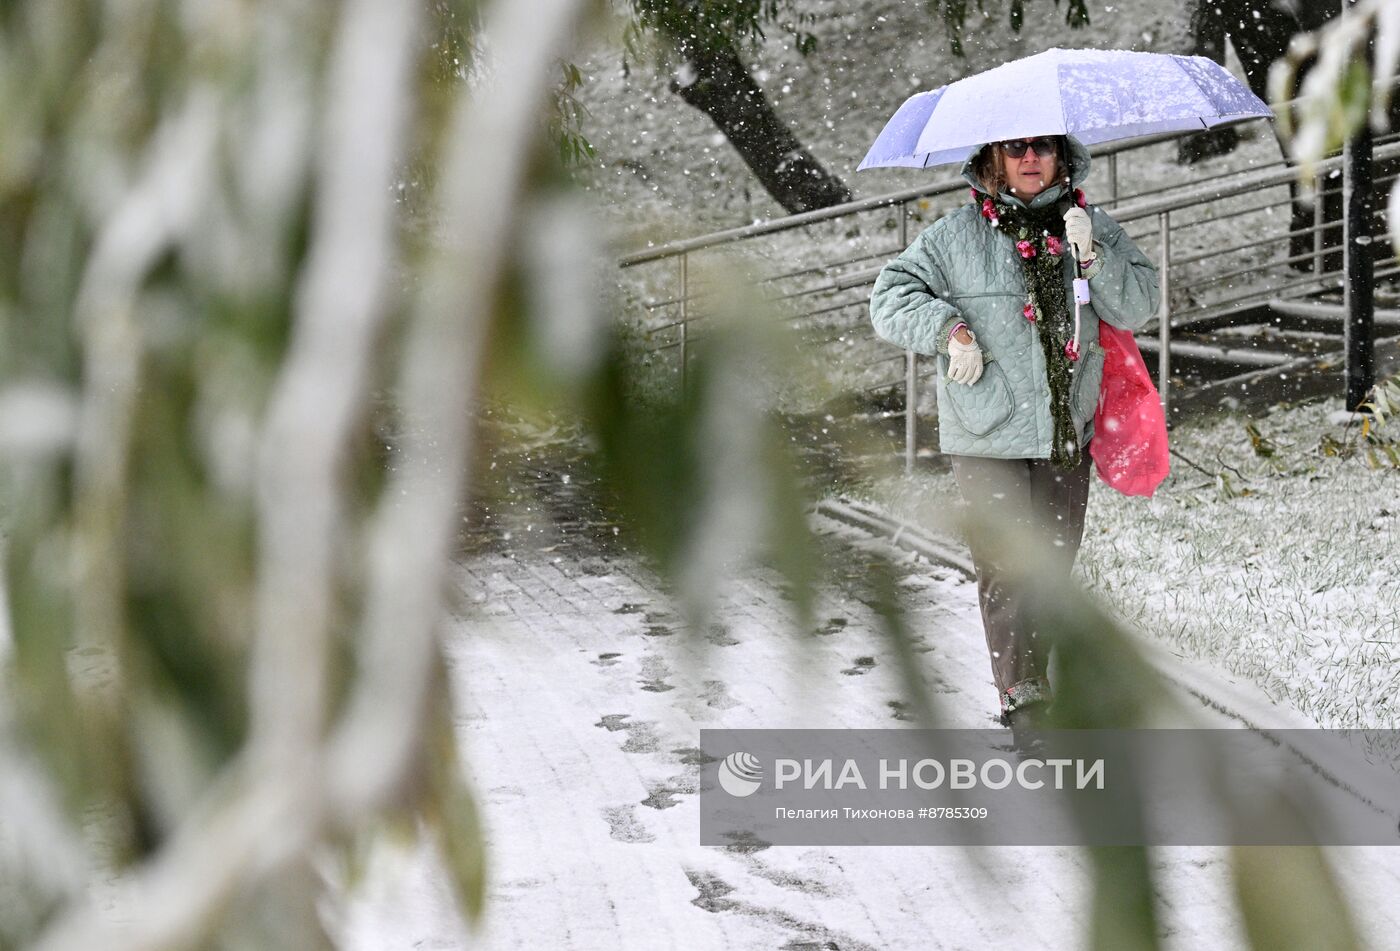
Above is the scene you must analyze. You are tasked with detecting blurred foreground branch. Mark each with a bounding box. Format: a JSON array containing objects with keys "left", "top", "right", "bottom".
[
  {"left": 1, "top": 0, "right": 592, "bottom": 948},
  {"left": 1271, "top": 0, "right": 1400, "bottom": 254}
]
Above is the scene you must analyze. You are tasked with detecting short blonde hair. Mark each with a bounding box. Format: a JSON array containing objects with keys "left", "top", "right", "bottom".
[{"left": 971, "top": 138, "right": 1066, "bottom": 196}]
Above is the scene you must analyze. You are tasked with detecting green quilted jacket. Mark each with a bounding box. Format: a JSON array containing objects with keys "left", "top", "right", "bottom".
[{"left": 869, "top": 136, "right": 1159, "bottom": 459}]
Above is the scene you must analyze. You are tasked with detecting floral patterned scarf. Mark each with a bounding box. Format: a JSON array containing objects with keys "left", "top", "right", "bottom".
[{"left": 974, "top": 186, "right": 1088, "bottom": 470}]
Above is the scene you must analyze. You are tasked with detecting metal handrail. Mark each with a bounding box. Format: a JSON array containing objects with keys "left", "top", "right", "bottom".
[
  {"left": 753, "top": 248, "right": 904, "bottom": 288},
  {"left": 641, "top": 180, "right": 1390, "bottom": 331},
  {"left": 1128, "top": 194, "right": 1292, "bottom": 245},
  {"left": 630, "top": 150, "right": 1397, "bottom": 343},
  {"left": 795, "top": 298, "right": 871, "bottom": 324},
  {"left": 1172, "top": 216, "right": 1346, "bottom": 266},
  {"left": 775, "top": 202, "right": 1383, "bottom": 302},
  {"left": 1127, "top": 167, "right": 1398, "bottom": 244},
  {"left": 617, "top": 76, "right": 1400, "bottom": 470},
  {"left": 641, "top": 242, "right": 910, "bottom": 309},
  {"left": 1110, "top": 127, "right": 1400, "bottom": 207},
  {"left": 1125, "top": 191, "right": 1297, "bottom": 243},
  {"left": 1125, "top": 189, "right": 1387, "bottom": 273},
  {"left": 644, "top": 270, "right": 877, "bottom": 320},
  {"left": 806, "top": 321, "right": 882, "bottom": 350},
  {"left": 1171, "top": 262, "right": 1400, "bottom": 328},
  {"left": 1194, "top": 268, "right": 1348, "bottom": 312},
  {"left": 617, "top": 180, "right": 964, "bottom": 267},
  {"left": 1176, "top": 247, "right": 1344, "bottom": 292},
  {"left": 618, "top": 74, "right": 1400, "bottom": 268},
  {"left": 1172, "top": 201, "right": 1391, "bottom": 271},
  {"left": 617, "top": 134, "right": 1192, "bottom": 267},
  {"left": 1111, "top": 141, "right": 1400, "bottom": 224},
  {"left": 641, "top": 191, "right": 1389, "bottom": 346}
]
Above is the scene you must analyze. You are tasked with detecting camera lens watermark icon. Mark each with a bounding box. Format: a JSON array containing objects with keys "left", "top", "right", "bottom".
[{"left": 718, "top": 752, "right": 763, "bottom": 797}]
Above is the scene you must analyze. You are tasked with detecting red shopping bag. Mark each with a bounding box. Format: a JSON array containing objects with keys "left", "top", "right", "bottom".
[{"left": 1090, "top": 321, "right": 1170, "bottom": 497}]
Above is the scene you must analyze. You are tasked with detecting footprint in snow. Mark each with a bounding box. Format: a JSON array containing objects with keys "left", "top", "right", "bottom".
[
  {"left": 705, "top": 622, "right": 740, "bottom": 646},
  {"left": 641, "top": 772, "right": 697, "bottom": 810},
  {"left": 699, "top": 679, "right": 738, "bottom": 709},
  {"left": 594, "top": 713, "right": 661, "bottom": 752},
  {"left": 601, "top": 804, "right": 655, "bottom": 843},
  {"left": 886, "top": 699, "right": 912, "bottom": 721},
  {"left": 685, "top": 869, "right": 738, "bottom": 912},
  {"left": 841, "top": 656, "right": 877, "bottom": 676},
  {"left": 672, "top": 746, "right": 717, "bottom": 766},
  {"left": 638, "top": 654, "right": 674, "bottom": 693},
  {"left": 595, "top": 713, "right": 632, "bottom": 731}
]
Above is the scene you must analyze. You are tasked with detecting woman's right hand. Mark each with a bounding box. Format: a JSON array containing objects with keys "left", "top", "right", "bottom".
[{"left": 947, "top": 329, "right": 984, "bottom": 385}]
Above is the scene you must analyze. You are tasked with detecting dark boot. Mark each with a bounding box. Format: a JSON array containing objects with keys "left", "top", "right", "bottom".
[{"left": 1006, "top": 701, "right": 1049, "bottom": 758}]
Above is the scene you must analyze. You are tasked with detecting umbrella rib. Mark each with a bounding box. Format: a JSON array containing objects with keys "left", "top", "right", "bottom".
[
  {"left": 1056, "top": 63, "right": 1069, "bottom": 140},
  {"left": 1176, "top": 55, "right": 1234, "bottom": 119}
]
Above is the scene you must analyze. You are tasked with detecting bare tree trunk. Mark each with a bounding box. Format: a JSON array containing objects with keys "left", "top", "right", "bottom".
[
  {"left": 668, "top": 33, "right": 852, "bottom": 215},
  {"left": 1221, "top": 0, "right": 1344, "bottom": 271},
  {"left": 1177, "top": 0, "right": 1239, "bottom": 164},
  {"left": 1178, "top": 1, "right": 1355, "bottom": 272}
]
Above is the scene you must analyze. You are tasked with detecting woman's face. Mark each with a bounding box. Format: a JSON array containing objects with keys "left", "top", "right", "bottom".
[{"left": 1000, "top": 138, "right": 1060, "bottom": 198}]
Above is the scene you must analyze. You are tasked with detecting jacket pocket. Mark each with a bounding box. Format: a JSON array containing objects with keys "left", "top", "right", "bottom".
[
  {"left": 939, "top": 355, "right": 1015, "bottom": 437},
  {"left": 1070, "top": 342, "right": 1105, "bottom": 423}
]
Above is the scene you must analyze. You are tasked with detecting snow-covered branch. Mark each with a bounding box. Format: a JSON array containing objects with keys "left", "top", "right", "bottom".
[
  {"left": 18, "top": 0, "right": 593, "bottom": 946},
  {"left": 249, "top": 0, "right": 419, "bottom": 772},
  {"left": 1270, "top": 0, "right": 1400, "bottom": 252},
  {"left": 326, "top": 0, "right": 596, "bottom": 816}
]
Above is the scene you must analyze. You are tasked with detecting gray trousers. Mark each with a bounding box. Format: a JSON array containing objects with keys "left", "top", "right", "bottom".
[{"left": 949, "top": 448, "right": 1093, "bottom": 715}]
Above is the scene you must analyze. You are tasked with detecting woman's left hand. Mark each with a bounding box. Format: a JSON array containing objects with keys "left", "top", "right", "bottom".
[{"left": 1063, "top": 207, "right": 1094, "bottom": 262}]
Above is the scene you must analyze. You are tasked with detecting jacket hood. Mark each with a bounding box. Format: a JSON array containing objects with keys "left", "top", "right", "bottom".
[{"left": 961, "top": 134, "right": 1091, "bottom": 210}]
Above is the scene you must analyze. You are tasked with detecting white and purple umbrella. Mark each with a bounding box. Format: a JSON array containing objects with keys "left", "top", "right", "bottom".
[{"left": 858, "top": 47, "right": 1272, "bottom": 171}]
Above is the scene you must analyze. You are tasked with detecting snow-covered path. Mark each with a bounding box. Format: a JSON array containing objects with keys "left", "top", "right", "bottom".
[{"left": 333, "top": 500, "right": 1400, "bottom": 950}]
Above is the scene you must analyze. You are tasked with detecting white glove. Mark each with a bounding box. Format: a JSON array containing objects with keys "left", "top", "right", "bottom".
[
  {"left": 1063, "top": 206, "right": 1095, "bottom": 263},
  {"left": 947, "top": 329, "right": 984, "bottom": 386}
]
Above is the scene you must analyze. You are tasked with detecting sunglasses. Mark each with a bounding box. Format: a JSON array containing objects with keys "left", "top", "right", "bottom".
[{"left": 999, "top": 138, "right": 1057, "bottom": 159}]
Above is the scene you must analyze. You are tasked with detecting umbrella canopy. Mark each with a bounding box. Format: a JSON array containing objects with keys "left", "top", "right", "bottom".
[{"left": 858, "top": 47, "right": 1272, "bottom": 171}]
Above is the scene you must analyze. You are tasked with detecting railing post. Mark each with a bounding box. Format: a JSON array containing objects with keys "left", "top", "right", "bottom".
[
  {"left": 905, "top": 350, "right": 918, "bottom": 475},
  {"left": 1107, "top": 152, "right": 1119, "bottom": 204},
  {"left": 678, "top": 251, "right": 688, "bottom": 390},
  {"left": 1343, "top": 118, "right": 1376, "bottom": 410},
  {"left": 1313, "top": 170, "right": 1325, "bottom": 275},
  {"left": 1157, "top": 211, "right": 1171, "bottom": 419},
  {"left": 900, "top": 200, "right": 917, "bottom": 472},
  {"left": 1342, "top": 0, "right": 1376, "bottom": 411}
]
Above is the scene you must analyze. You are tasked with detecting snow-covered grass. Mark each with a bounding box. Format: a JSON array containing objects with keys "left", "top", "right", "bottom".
[{"left": 863, "top": 393, "right": 1400, "bottom": 730}]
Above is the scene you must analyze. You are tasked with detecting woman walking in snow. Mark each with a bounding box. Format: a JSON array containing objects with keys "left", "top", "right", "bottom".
[{"left": 869, "top": 134, "right": 1158, "bottom": 737}]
